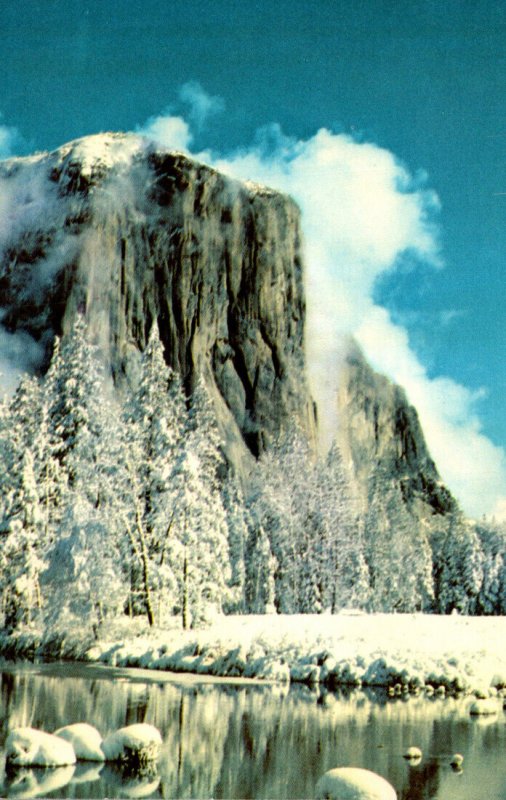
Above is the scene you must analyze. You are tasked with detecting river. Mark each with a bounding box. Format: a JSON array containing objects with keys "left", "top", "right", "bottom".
[{"left": 0, "top": 661, "right": 504, "bottom": 798}]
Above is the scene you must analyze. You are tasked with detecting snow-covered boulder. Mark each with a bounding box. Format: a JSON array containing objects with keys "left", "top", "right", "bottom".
[
  {"left": 403, "top": 746, "right": 422, "bottom": 761},
  {"left": 469, "top": 698, "right": 498, "bottom": 715},
  {"left": 6, "top": 727, "right": 77, "bottom": 767},
  {"left": 290, "top": 662, "right": 321, "bottom": 685},
  {"left": 315, "top": 767, "right": 397, "bottom": 800},
  {"left": 101, "top": 723, "right": 162, "bottom": 765},
  {"left": 54, "top": 723, "right": 105, "bottom": 761}
]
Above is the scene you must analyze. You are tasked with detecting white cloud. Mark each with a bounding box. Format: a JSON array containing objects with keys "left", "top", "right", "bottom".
[
  {"left": 179, "top": 81, "right": 225, "bottom": 128},
  {"left": 135, "top": 82, "right": 224, "bottom": 152},
  {"left": 136, "top": 113, "right": 193, "bottom": 152}
]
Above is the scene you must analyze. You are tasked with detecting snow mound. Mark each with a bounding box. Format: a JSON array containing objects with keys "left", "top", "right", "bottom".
[
  {"left": 6, "top": 727, "right": 77, "bottom": 767},
  {"left": 315, "top": 767, "right": 397, "bottom": 800},
  {"left": 469, "top": 698, "right": 498, "bottom": 715},
  {"left": 54, "top": 722, "right": 105, "bottom": 761},
  {"left": 101, "top": 723, "right": 162, "bottom": 764},
  {"left": 403, "top": 746, "right": 422, "bottom": 760}
]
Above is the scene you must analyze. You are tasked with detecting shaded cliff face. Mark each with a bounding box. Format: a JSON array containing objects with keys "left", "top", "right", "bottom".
[
  {"left": 0, "top": 133, "right": 316, "bottom": 466},
  {"left": 336, "top": 340, "right": 457, "bottom": 517}
]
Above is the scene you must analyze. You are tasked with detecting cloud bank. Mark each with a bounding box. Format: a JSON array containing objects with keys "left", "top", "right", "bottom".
[{"left": 137, "top": 97, "right": 505, "bottom": 520}]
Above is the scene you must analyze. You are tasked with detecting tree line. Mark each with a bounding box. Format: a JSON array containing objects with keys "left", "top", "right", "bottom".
[{"left": 0, "top": 316, "right": 505, "bottom": 639}]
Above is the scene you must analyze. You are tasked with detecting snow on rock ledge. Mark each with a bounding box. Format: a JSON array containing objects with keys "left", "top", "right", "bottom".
[
  {"left": 54, "top": 723, "right": 105, "bottom": 761},
  {"left": 101, "top": 724, "right": 162, "bottom": 765},
  {"left": 6, "top": 727, "right": 77, "bottom": 767},
  {"left": 315, "top": 767, "right": 397, "bottom": 800}
]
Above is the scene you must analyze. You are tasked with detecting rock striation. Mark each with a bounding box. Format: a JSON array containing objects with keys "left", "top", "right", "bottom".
[
  {"left": 0, "top": 133, "right": 316, "bottom": 466},
  {"left": 336, "top": 339, "right": 457, "bottom": 517}
]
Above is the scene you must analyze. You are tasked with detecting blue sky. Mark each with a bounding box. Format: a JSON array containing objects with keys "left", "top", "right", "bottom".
[{"left": 0, "top": 0, "right": 504, "bottom": 517}]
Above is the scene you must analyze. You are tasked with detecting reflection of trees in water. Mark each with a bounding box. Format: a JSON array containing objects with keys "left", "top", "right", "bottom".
[
  {"left": 1, "top": 667, "right": 506, "bottom": 799},
  {"left": 401, "top": 761, "right": 439, "bottom": 800}
]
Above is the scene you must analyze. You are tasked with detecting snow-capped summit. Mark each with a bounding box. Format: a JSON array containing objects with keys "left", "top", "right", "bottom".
[{"left": 51, "top": 132, "right": 145, "bottom": 181}]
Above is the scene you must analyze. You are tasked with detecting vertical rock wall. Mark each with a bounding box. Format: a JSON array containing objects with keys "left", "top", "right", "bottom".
[{"left": 0, "top": 134, "right": 317, "bottom": 468}]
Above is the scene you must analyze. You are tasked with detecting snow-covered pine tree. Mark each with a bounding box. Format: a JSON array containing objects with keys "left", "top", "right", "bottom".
[
  {"left": 0, "top": 375, "right": 47, "bottom": 629},
  {"left": 187, "top": 378, "right": 226, "bottom": 491},
  {"left": 316, "top": 442, "right": 370, "bottom": 611},
  {"left": 249, "top": 425, "right": 313, "bottom": 613},
  {"left": 475, "top": 519, "right": 506, "bottom": 614},
  {"left": 42, "top": 315, "right": 128, "bottom": 633},
  {"left": 244, "top": 522, "right": 277, "bottom": 614},
  {"left": 165, "top": 441, "right": 231, "bottom": 628},
  {"left": 364, "top": 469, "right": 433, "bottom": 612},
  {"left": 431, "top": 511, "right": 484, "bottom": 614},
  {"left": 222, "top": 471, "right": 248, "bottom": 612},
  {"left": 121, "top": 324, "right": 187, "bottom": 625},
  {"left": 0, "top": 450, "right": 46, "bottom": 630}
]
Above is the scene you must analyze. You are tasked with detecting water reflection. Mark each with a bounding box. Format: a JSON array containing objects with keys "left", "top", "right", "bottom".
[{"left": 0, "top": 662, "right": 504, "bottom": 798}]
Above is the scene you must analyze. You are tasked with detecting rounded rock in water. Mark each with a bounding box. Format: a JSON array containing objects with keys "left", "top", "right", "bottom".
[
  {"left": 403, "top": 746, "right": 422, "bottom": 761},
  {"left": 315, "top": 767, "right": 397, "bottom": 800},
  {"left": 6, "top": 727, "right": 77, "bottom": 767},
  {"left": 469, "top": 698, "right": 498, "bottom": 716},
  {"left": 54, "top": 722, "right": 105, "bottom": 761},
  {"left": 101, "top": 723, "right": 162, "bottom": 766}
]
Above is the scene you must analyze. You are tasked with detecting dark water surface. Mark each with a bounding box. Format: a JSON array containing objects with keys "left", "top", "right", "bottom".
[{"left": 0, "top": 661, "right": 505, "bottom": 799}]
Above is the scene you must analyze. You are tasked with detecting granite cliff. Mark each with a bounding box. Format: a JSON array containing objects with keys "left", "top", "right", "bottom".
[
  {"left": 0, "top": 133, "right": 316, "bottom": 468},
  {"left": 336, "top": 339, "right": 457, "bottom": 518}
]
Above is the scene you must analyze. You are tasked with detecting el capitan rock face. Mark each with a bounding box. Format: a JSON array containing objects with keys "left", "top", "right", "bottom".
[
  {"left": 0, "top": 132, "right": 457, "bottom": 516},
  {"left": 336, "top": 339, "right": 457, "bottom": 517},
  {"left": 0, "top": 133, "right": 316, "bottom": 465}
]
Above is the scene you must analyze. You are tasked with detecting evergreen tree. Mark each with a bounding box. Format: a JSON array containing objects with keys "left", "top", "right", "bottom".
[
  {"left": 364, "top": 470, "right": 433, "bottom": 612},
  {"left": 42, "top": 316, "right": 129, "bottom": 631},
  {"left": 244, "top": 522, "right": 277, "bottom": 614},
  {"left": 121, "top": 325, "right": 187, "bottom": 624},
  {"left": 475, "top": 519, "right": 506, "bottom": 614},
  {"left": 316, "top": 443, "right": 370, "bottom": 611},
  {"left": 166, "top": 443, "right": 231, "bottom": 628},
  {"left": 432, "top": 511, "right": 484, "bottom": 614},
  {"left": 222, "top": 472, "right": 248, "bottom": 612},
  {"left": 250, "top": 425, "right": 313, "bottom": 613},
  {"left": 187, "top": 378, "right": 226, "bottom": 490},
  {"left": 0, "top": 376, "right": 47, "bottom": 629},
  {"left": 1, "top": 450, "right": 45, "bottom": 630}
]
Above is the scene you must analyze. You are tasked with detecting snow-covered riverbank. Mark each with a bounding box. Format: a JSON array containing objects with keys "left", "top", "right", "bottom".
[{"left": 4, "top": 612, "right": 506, "bottom": 697}]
